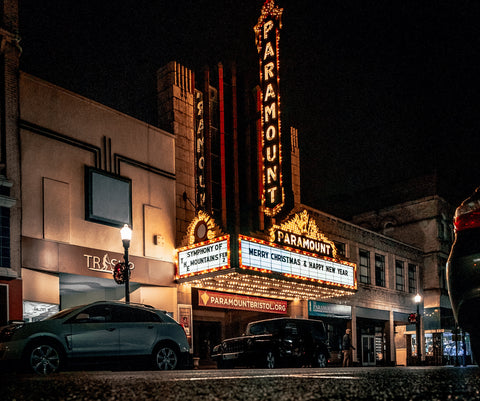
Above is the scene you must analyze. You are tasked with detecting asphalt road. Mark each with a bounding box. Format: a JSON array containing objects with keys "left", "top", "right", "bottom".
[{"left": 1, "top": 366, "right": 480, "bottom": 401}]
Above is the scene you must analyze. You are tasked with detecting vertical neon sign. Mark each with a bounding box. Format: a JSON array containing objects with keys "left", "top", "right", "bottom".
[
  {"left": 194, "top": 89, "right": 206, "bottom": 210},
  {"left": 254, "top": 0, "right": 284, "bottom": 217}
]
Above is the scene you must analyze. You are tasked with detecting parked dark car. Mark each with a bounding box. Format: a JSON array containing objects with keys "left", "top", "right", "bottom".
[
  {"left": 211, "top": 317, "right": 329, "bottom": 369},
  {"left": 0, "top": 301, "right": 192, "bottom": 374},
  {"left": 447, "top": 186, "right": 480, "bottom": 363}
]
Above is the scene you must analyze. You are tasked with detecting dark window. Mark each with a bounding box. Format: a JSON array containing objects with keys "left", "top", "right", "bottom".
[
  {"left": 112, "top": 305, "right": 136, "bottom": 322},
  {"left": 396, "top": 260, "right": 405, "bottom": 291},
  {"left": 408, "top": 264, "right": 417, "bottom": 293},
  {"left": 334, "top": 241, "right": 346, "bottom": 257},
  {"left": 72, "top": 305, "right": 112, "bottom": 323},
  {"left": 135, "top": 309, "right": 161, "bottom": 322},
  {"left": 249, "top": 322, "right": 267, "bottom": 335},
  {"left": 375, "top": 254, "right": 386, "bottom": 287},
  {"left": 248, "top": 320, "right": 280, "bottom": 335},
  {"left": 359, "top": 249, "right": 371, "bottom": 284},
  {"left": 112, "top": 306, "right": 161, "bottom": 323},
  {"left": 311, "top": 323, "right": 326, "bottom": 339},
  {"left": 265, "top": 321, "right": 279, "bottom": 334}
]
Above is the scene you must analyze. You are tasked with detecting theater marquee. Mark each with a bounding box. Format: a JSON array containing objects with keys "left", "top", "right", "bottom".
[
  {"left": 239, "top": 235, "right": 356, "bottom": 289},
  {"left": 176, "top": 211, "right": 357, "bottom": 299},
  {"left": 176, "top": 235, "right": 230, "bottom": 279}
]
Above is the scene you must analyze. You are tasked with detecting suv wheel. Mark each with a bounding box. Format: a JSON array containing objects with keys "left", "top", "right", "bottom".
[
  {"left": 153, "top": 344, "right": 178, "bottom": 370},
  {"left": 27, "top": 341, "right": 63, "bottom": 375},
  {"left": 315, "top": 352, "right": 327, "bottom": 368},
  {"left": 265, "top": 351, "right": 276, "bottom": 369}
]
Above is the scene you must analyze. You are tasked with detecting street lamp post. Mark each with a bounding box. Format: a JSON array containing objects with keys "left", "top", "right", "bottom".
[
  {"left": 120, "top": 224, "right": 132, "bottom": 303},
  {"left": 415, "top": 293, "right": 422, "bottom": 364}
]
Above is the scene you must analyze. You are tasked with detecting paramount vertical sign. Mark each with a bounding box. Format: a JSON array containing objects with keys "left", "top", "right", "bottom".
[
  {"left": 194, "top": 89, "right": 206, "bottom": 210},
  {"left": 254, "top": 0, "right": 284, "bottom": 216}
]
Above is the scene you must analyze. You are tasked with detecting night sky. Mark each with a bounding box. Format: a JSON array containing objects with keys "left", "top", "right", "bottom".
[{"left": 19, "top": 0, "right": 480, "bottom": 213}]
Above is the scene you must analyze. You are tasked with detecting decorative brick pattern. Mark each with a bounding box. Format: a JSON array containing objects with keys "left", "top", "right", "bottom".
[{"left": 157, "top": 62, "right": 195, "bottom": 247}]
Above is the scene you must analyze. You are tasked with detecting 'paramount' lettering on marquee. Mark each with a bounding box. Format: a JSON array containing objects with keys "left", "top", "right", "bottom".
[
  {"left": 254, "top": 0, "right": 284, "bottom": 216},
  {"left": 274, "top": 229, "right": 333, "bottom": 257},
  {"left": 239, "top": 235, "right": 357, "bottom": 289}
]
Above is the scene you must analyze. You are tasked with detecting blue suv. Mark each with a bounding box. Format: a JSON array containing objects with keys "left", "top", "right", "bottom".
[{"left": 0, "top": 301, "right": 192, "bottom": 374}]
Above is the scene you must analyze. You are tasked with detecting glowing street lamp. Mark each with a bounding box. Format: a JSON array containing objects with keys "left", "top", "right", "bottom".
[
  {"left": 414, "top": 293, "right": 422, "bottom": 363},
  {"left": 120, "top": 224, "right": 132, "bottom": 303}
]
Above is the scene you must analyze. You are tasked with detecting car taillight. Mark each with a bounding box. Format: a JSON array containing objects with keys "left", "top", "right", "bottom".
[
  {"left": 454, "top": 209, "right": 480, "bottom": 231},
  {"left": 454, "top": 187, "right": 480, "bottom": 232}
]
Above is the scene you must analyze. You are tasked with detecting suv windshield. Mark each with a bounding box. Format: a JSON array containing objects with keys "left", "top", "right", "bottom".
[
  {"left": 247, "top": 321, "right": 279, "bottom": 335},
  {"left": 44, "top": 306, "right": 82, "bottom": 321}
]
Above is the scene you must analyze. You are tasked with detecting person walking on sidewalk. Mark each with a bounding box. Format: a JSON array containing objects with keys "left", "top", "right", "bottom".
[{"left": 342, "top": 328, "right": 355, "bottom": 367}]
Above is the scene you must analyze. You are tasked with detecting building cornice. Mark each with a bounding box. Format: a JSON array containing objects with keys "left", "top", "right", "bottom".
[{"left": 299, "top": 204, "right": 424, "bottom": 255}]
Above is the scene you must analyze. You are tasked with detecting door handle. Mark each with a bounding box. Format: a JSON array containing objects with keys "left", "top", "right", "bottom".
[{"left": 106, "top": 328, "right": 116, "bottom": 332}]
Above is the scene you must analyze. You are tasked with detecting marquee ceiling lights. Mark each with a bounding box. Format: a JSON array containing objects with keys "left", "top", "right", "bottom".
[
  {"left": 182, "top": 271, "right": 355, "bottom": 301},
  {"left": 239, "top": 234, "right": 357, "bottom": 289}
]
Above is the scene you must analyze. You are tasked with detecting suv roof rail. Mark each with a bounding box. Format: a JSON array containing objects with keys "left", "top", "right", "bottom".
[
  {"left": 128, "top": 302, "right": 155, "bottom": 309},
  {"left": 91, "top": 300, "right": 156, "bottom": 309}
]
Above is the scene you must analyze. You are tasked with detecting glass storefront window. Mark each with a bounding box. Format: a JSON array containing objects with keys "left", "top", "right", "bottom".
[
  {"left": 23, "top": 301, "right": 59, "bottom": 322},
  {"left": 443, "top": 331, "right": 471, "bottom": 365},
  {"left": 411, "top": 331, "right": 472, "bottom": 365},
  {"left": 425, "top": 333, "right": 433, "bottom": 356},
  {"left": 443, "top": 332, "right": 457, "bottom": 357},
  {"left": 375, "top": 327, "right": 386, "bottom": 362},
  {"left": 411, "top": 334, "right": 418, "bottom": 356}
]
